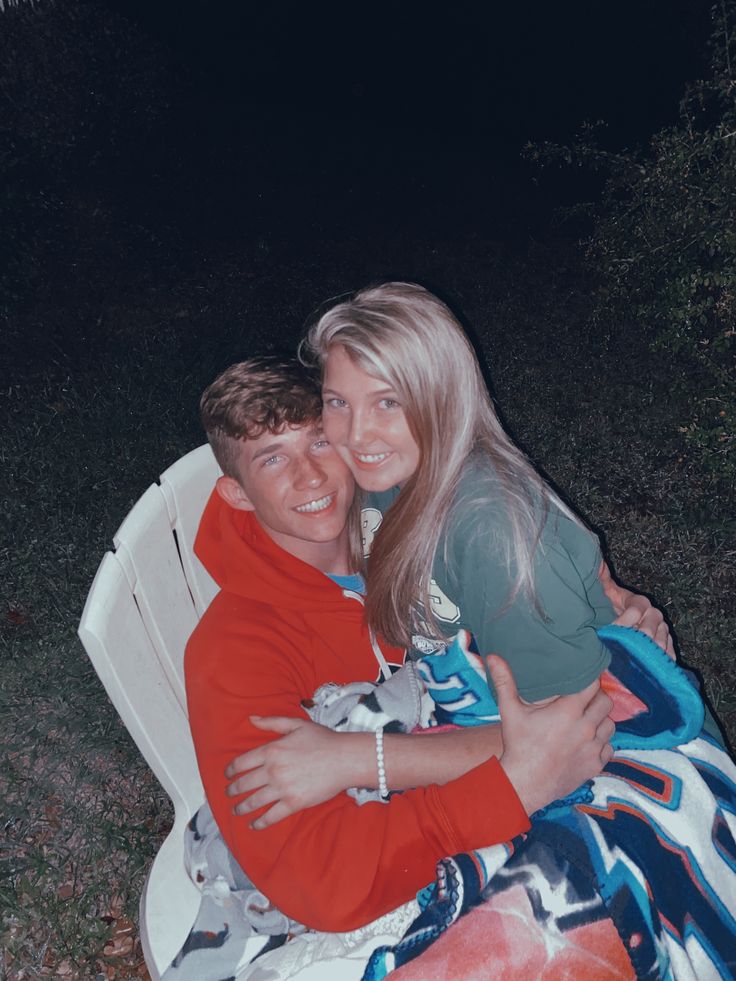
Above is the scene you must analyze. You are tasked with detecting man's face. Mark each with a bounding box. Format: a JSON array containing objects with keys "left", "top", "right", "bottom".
[{"left": 223, "top": 421, "right": 355, "bottom": 570}]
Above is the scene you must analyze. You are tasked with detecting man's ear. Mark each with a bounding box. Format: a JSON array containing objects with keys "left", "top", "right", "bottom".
[{"left": 216, "top": 475, "right": 255, "bottom": 511}]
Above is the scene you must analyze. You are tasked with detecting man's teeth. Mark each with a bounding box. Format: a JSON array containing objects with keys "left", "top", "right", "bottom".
[
  {"left": 356, "top": 452, "right": 389, "bottom": 463},
  {"left": 296, "top": 494, "right": 333, "bottom": 513}
]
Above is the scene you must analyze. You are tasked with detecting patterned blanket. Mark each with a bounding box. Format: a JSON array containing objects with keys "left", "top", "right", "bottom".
[
  {"left": 166, "top": 626, "right": 736, "bottom": 980},
  {"left": 363, "top": 627, "right": 736, "bottom": 980}
]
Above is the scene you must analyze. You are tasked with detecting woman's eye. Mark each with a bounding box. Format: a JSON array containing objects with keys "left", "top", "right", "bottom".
[
  {"left": 323, "top": 397, "right": 346, "bottom": 409},
  {"left": 379, "top": 398, "right": 398, "bottom": 409}
]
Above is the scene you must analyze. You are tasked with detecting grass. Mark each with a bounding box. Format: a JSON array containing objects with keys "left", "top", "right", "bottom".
[{"left": 1, "top": 229, "right": 734, "bottom": 977}]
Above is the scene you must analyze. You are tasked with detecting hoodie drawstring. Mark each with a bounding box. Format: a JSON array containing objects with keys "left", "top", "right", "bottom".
[{"left": 341, "top": 589, "right": 393, "bottom": 681}]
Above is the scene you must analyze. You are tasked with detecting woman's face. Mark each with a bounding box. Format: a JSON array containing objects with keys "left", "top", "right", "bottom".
[{"left": 321, "top": 344, "right": 421, "bottom": 492}]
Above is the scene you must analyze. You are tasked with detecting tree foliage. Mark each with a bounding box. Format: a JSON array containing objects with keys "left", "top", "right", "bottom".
[{"left": 528, "top": 1, "right": 736, "bottom": 484}]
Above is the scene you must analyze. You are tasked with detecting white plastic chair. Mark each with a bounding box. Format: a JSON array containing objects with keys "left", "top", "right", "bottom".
[
  {"left": 78, "top": 444, "right": 221, "bottom": 977},
  {"left": 79, "top": 444, "right": 409, "bottom": 980}
]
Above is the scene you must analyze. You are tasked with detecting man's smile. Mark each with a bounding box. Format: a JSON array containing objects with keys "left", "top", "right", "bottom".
[{"left": 295, "top": 493, "right": 336, "bottom": 514}]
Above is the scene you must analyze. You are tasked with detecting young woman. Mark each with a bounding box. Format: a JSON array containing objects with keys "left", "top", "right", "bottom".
[
  {"left": 223, "top": 285, "right": 732, "bottom": 978},
  {"left": 304, "top": 280, "right": 668, "bottom": 700},
  {"left": 225, "top": 281, "right": 675, "bottom": 823}
]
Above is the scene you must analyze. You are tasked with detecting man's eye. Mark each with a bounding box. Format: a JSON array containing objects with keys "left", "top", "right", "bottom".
[
  {"left": 313, "top": 439, "right": 330, "bottom": 450},
  {"left": 263, "top": 455, "right": 281, "bottom": 467}
]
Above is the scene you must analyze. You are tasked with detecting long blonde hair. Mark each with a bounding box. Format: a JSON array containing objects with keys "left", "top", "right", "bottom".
[{"left": 301, "top": 282, "right": 578, "bottom": 648}]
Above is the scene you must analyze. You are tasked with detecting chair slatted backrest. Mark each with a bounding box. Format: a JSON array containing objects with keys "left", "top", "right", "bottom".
[
  {"left": 159, "top": 444, "right": 221, "bottom": 617},
  {"left": 78, "top": 553, "right": 204, "bottom": 817},
  {"left": 79, "top": 444, "right": 221, "bottom": 818}
]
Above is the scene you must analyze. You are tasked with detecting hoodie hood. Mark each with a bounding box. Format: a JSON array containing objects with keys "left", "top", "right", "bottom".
[{"left": 195, "top": 489, "right": 358, "bottom": 614}]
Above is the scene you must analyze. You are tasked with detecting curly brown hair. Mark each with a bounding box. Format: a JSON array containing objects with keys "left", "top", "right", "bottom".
[{"left": 200, "top": 358, "right": 322, "bottom": 478}]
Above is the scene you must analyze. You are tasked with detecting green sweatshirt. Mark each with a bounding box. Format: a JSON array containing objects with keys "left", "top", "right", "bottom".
[{"left": 364, "top": 459, "right": 613, "bottom": 702}]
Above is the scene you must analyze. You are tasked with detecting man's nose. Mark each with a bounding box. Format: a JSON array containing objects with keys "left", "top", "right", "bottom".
[{"left": 294, "top": 455, "right": 327, "bottom": 489}]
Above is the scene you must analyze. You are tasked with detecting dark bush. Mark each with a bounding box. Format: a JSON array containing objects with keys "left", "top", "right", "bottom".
[{"left": 527, "top": 1, "right": 736, "bottom": 486}]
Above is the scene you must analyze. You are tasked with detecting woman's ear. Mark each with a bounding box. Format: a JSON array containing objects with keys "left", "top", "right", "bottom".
[{"left": 216, "top": 475, "right": 255, "bottom": 511}]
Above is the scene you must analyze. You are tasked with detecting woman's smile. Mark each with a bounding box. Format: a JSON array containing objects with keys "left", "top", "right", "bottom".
[{"left": 321, "top": 344, "right": 421, "bottom": 491}]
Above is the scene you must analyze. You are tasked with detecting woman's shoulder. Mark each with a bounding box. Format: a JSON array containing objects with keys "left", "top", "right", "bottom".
[
  {"left": 442, "top": 458, "right": 513, "bottom": 559},
  {"left": 450, "top": 455, "right": 541, "bottom": 527},
  {"left": 451, "top": 456, "right": 600, "bottom": 559},
  {"left": 542, "top": 505, "right": 603, "bottom": 580}
]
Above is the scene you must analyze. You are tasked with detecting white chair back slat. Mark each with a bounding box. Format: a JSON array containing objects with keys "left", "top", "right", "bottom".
[
  {"left": 112, "top": 483, "right": 200, "bottom": 713},
  {"left": 159, "top": 444, "right": 221, "bottom": 617},
  {"left": 78, "top": 552, "right": 204, "bottom": 819}
]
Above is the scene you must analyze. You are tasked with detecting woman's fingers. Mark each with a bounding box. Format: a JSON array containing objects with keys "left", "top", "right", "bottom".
[
  {"left": 226, "top": 767, "right": 267, "bottom": 798},
  {"left": 225, "top": 749, "right": 262, "bottom": 781},
  {"left": 224, "top": 717, "right": 307, "bottom": 781},
  {"left": 251, "top": 801, "right": 295, "bottom": 831},
  {"left": 250, "top": 715, "right": 306, "bottom": 734},
  {"left": 232, "top": 783, "right": 280, "bottom": 816}
]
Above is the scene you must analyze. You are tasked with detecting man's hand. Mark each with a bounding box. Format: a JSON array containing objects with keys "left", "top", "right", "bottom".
[
  {"left": 224, "top": 716, "right": 370, "bottom": 830},
  {"left": 491, "top": 656, "right": 614, "bottom": 816},
  {"left": 600, "top": 561, "right": 676, "bottom": 659}
]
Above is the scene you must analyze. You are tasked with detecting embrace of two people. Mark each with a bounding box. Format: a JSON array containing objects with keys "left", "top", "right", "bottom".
[{"left": 173, "top": 283, "right": 736, "bottom": 980}]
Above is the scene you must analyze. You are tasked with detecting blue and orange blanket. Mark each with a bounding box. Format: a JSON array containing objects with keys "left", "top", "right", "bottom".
[
  {"left": 167, "top": 627, "right": 736, "bottom": 980},
  {"left": 362, "top": 626, "right": 736, "bottom": 980}
]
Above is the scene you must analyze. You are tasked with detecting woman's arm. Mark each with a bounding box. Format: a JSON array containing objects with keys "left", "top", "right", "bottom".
[
  {"left": 225, "top": 662, "right": 614, "bottom": 830},
  {"left": 226, "top": 719, "right": 505, "bottom": 826}
]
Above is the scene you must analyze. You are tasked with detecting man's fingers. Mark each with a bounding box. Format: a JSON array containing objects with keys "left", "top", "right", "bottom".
[
  {"left": 635, "top": 608, "right": 664, "bottom": 641},
  {"left": 485, "top": 655, "right": 519, "bottom": 715},
  {"left": 558, "top": 675, "right": 602, "bottom": 715},
  {"left": 596, "top": 716, "right": 616, "bottom": 744},
  {"left": 583, "top": 688, "right": 614, "bottom": 727},
  {"left": 655, "top": 620, "right": 669, "bottom": 648},
  {"left": 612, "top": 605, "right": 642, "bottom": 629}
]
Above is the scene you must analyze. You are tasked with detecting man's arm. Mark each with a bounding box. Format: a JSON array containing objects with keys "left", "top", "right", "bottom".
[
  {"left": 189, "top": 623, "right": 612, "bottom": 933},
  {"left": 187, "top": 620, "right": 529, "bottom": 933}
]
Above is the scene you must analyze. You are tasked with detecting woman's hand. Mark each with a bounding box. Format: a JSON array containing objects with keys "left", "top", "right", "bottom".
[{"left": 224, "top": 716, "right": 370, "bottom": 830}]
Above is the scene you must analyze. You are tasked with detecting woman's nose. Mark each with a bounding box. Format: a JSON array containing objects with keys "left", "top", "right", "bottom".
[{"left": 348, "top": 408, "right": 373, "bottom": 447}]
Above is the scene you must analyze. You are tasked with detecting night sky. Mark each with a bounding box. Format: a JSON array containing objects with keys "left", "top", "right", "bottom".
[{"left": 99, "top": 0, "right": 710, "bottom": 239}]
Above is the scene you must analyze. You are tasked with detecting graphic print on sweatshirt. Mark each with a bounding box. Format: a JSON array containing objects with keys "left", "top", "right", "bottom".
[{"left": 361, "top": 506, "right": 461, "bottom": 658}]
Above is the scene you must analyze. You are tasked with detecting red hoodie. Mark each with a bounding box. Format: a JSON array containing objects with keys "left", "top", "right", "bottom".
[{"left": 185, "top": 490, "right": 530, "bottom": 932}]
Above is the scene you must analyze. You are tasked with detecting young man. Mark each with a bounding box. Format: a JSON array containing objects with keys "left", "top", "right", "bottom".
[{"left": 185, "top": 358, "right": 615, "bottom": 933}]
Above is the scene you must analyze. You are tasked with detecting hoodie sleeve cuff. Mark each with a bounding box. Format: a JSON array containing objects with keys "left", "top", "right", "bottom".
[{"left": 431, "top": 756, "right": 530, "bottom": 853}]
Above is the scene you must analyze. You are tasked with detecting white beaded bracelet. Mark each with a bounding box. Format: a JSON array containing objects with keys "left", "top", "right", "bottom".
[{"left": 375, "top": 728, "right": 389, "bottom": 800}]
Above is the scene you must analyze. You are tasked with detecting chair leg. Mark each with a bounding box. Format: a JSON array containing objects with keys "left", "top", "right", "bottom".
[{"left": 139, "top": 818, "right": 202, "bottom": 979}]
